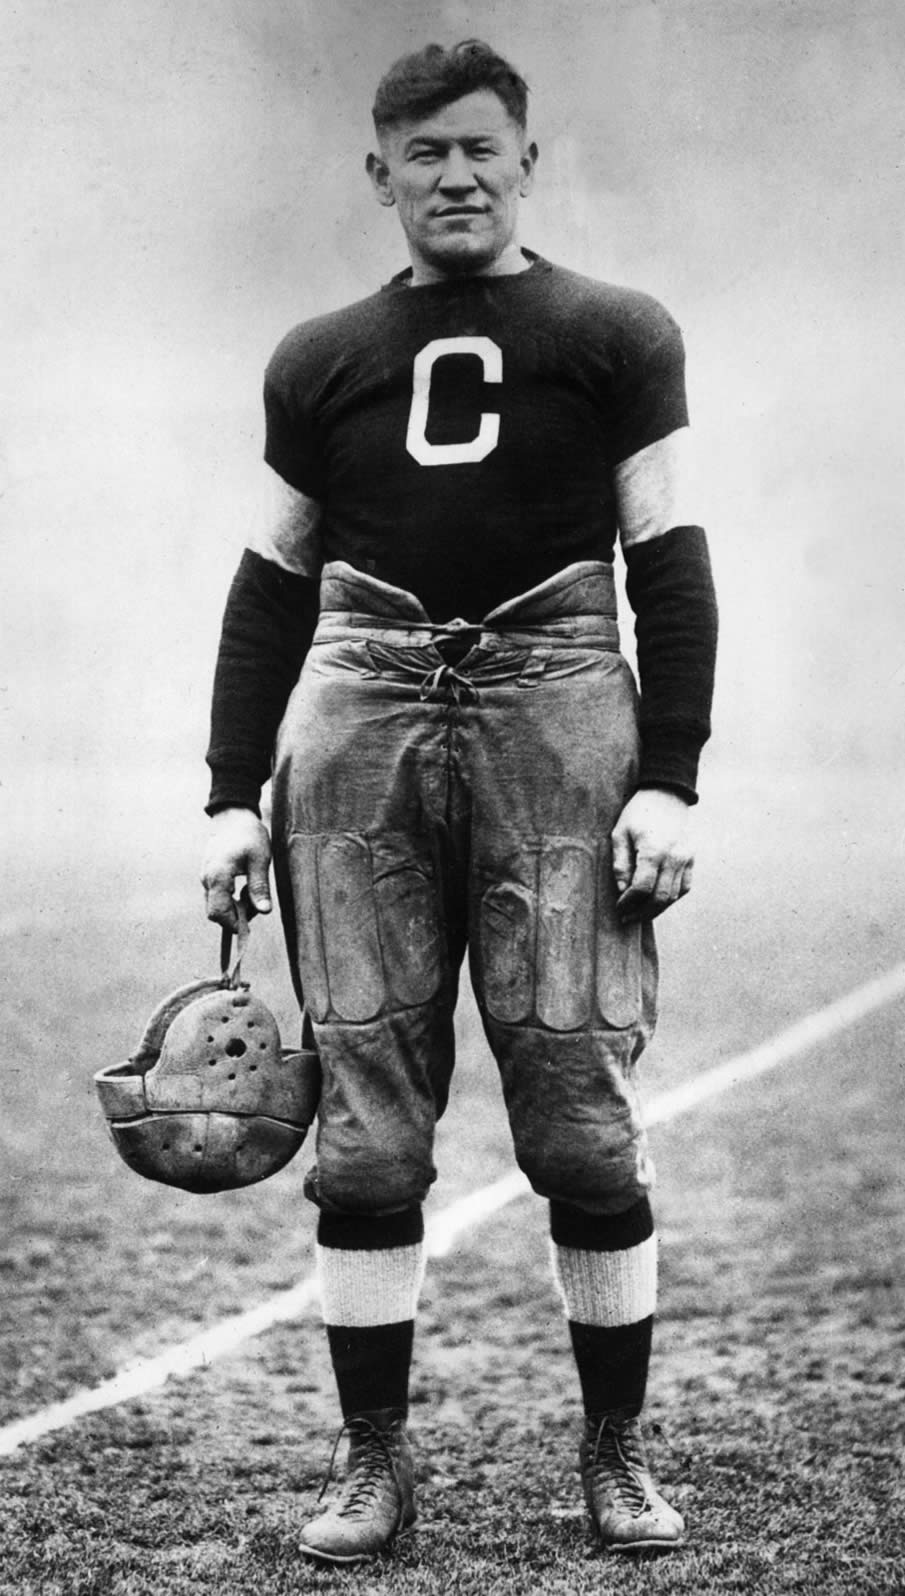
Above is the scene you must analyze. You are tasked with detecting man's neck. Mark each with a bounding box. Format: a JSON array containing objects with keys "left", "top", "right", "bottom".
[{"left": 408, "top": 242, "right": 532, "bottom": 286}]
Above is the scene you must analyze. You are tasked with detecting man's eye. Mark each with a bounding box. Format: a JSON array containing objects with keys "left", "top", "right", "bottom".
[{"left": 411, "top": 149, "right": 439, "bottom": 162}]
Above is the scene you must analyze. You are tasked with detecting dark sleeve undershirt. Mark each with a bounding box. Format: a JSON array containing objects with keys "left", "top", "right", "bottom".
[
  {"left": 205, "top": 549, "right": 320, "bottom": 816},
  {"left": 205, "top": 529, "right": 717, "bottom": 816},
  {"left": 623, "top": 524, "right": 718, "bottom": 805}
]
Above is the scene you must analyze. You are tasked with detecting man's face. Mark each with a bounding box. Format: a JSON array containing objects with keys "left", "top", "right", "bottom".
[{"left": 367, "top": 90, "right": 538, "bottom": 281}]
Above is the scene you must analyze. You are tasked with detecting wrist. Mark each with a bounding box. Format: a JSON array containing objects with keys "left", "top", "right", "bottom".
[
  {"left": 205, "top": 782, "right": 262, "bottom": 819},
  {"left": 635, "top": 780, "right": 694, "bottom": 808},
  {"left": 207, "top": 803, "right": 263, "bottom": 823},
  {"left": 636, "top": 728, "right": 702, "bottom": 805}
]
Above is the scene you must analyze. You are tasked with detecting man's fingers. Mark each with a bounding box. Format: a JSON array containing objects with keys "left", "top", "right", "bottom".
[
  {"left": 201, "top": 813, "right": 273, "bottom": 931},
  {"left": 617, "top": 854, "right": 693, "bottom": 922},
  {"left": 646, "top": 863, "right": 684, "bottom": 921},
  {"left": 246, "top": 859, "right": 273, "bottom": 915},
  {"left": 204, "top": 877, "right": 239, "bottom": 930},
  {"left": 610, "top": 789, "right": 695, "bottom": 922},
  {"left": 611, "top": 827, "right": 633, "bottom": 894},
  {"left": 201, "top": 856, "right": 245, "bottom": 929},
  {"left": 616, "top": 854, "right": 659, "bottom": 919}
]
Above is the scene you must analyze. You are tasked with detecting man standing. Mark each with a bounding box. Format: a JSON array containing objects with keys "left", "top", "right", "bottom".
[{"left": 202, "top": 40, "right": 717, "bottom": 1565}]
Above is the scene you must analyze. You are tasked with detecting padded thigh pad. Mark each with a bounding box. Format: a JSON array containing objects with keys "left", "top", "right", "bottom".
[
  {"left": 476, "top": 835, "right": 642, "bottom": 1031},
  {"left": 288, "top": 831, "right": 444, "bottom": 1023}
]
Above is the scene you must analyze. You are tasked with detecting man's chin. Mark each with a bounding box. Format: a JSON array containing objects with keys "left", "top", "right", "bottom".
[{"left": 422, "top": 237, "right": 498, "bottom": 276}]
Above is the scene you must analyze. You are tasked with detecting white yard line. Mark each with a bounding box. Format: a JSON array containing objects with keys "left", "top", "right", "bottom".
[
  {"left": 2, "top": 961, "right": 904, "bottom": 1458},
  {"left": 643, "top": 961, "right": 905, "bottom": 1126}
]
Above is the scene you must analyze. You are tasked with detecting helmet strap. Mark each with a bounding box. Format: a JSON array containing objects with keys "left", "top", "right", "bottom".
[{"left": 220, "top": 890, "right": 252, "bottom": 989}]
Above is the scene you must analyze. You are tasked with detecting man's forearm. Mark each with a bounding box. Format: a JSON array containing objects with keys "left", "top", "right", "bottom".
[
  {"left": 205, "top": 549, "right": 320, "bottom": 815},
  {"left": 623, "top": 524, "right": 718, "bottom": 805}
]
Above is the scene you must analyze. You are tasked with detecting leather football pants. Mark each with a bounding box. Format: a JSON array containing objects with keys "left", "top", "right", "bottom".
[{"left": 271, "top": 560, "right": 658, "bottom": 1217}]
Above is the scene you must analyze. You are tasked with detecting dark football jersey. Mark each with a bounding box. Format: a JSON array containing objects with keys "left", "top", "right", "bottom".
[{"left": 263, "top": 254, "right": 688, "bottom": 621}]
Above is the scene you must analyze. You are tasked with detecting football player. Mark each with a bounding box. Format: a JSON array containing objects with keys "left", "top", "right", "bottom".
[{"left": 202, "top": 39, "right": 717, "bottom": 1564}]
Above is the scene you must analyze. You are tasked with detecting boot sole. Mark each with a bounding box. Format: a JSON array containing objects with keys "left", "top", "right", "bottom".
[
  {"left": 299, "top": 1542, "right": 382, "bottom": 1565},
  {"left": 605, "top": 1536, "right": 684, "bottom": 1554},
  {"left": 299, "top": 1517, "right": 416, "bottom": 1565}
]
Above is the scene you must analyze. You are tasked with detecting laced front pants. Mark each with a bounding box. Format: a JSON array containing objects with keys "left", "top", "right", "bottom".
[{"left": 271, "top": 559, "right": 658, "bottom": 1217}]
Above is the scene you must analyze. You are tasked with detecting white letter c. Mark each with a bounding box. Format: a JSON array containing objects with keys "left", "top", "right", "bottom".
[{"left": 405, "top": 336, "right": 502, "bottom": 466}]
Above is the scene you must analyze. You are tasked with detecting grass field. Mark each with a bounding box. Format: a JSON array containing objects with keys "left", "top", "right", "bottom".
[{"left": 1, "top": 765, "right": 903, "bottom": 1594}]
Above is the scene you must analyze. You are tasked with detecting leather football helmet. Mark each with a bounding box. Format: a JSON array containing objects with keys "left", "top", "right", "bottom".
[{"left": 95, "top": 903, "right": 319, "bottom": 1193}]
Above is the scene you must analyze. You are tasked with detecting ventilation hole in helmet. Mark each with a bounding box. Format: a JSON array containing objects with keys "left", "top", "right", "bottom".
[
  {"left": 162, "top": 1143, "right": 170, "bottom": 1151},
  {"left": 207, "top": 1035, "right": 214, "bottom": 1043},
  {"left": 208, "top": 1059, "right": 216, "bottom": 1067},
  {"left": 228, "top": 1072, "right": 236, "bottom": 1081},
  {"left": 247, "top": 1020, "right": 255, "bottom": 1028},
  {"left": 194, "top": 1144, "right": 202, "bottom": 1153},
  {"left": 225, "top": 1038, "right": 247, "bottom": 1058},
  {"left": 249, "top": 1064, "right": 258, "bottom": 1072},
  {"left": 259, "top": 1041, "right": 267, "bottom": 1050}
]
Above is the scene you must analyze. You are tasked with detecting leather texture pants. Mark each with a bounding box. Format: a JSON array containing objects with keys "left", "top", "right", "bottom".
[{"left": 272, "top": 559, "right": 658, "bottom": 1217}]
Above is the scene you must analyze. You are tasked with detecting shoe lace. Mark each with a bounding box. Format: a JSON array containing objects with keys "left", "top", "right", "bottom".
[
  {"left": 419, "top": 662, "right": 479, "bottom": 705},
  {"left": 317, "top": 1416, "right": 406, "bottom": 1528},
  {"left": 587, "top": 1416, "right": 652, "bottom": 1519}
]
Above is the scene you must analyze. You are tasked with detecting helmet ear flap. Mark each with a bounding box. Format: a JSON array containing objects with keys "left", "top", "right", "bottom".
[{"left": 95, "top": 943, "right": 320, "bottom": 1192}]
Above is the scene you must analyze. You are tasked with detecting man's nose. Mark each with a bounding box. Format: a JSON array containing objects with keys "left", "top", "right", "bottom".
[{"left": 438, "top": 148, "right": 478, "bottom": 189}]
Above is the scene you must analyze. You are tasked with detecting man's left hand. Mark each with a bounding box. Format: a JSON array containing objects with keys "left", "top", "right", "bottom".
[{"left": 611, "top": 788, "right": 694, "bottom": 922}]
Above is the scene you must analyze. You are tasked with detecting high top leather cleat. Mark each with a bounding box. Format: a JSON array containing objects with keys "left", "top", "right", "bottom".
[
  {"left": 580, "top": 1412, "right": 684, "bottom": 1552},
  {"left": 300, "top": 1408, "right": 416, "bottom": 1564}
]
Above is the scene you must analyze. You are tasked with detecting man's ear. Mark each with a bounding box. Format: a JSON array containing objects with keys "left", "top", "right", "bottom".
[
  {"left": 366, "top": 151, "right": 395, "bottom": 208},
  {"left": 519, "top": 141, "right": 539, "bottom": 199}
]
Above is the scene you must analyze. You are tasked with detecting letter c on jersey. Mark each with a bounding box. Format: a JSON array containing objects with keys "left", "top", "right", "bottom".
[{"left": 406, "top": 336, "right": 502, "bottom": 466}]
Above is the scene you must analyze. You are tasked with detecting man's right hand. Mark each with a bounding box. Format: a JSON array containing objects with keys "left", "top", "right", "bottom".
[{"left": 201, "top": 807, "right": 273, "bottom": 930}]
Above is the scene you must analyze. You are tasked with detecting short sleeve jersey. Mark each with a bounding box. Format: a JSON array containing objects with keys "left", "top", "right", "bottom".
[{"left": 264, "top": 254, "right": 688, "bottom": 622}]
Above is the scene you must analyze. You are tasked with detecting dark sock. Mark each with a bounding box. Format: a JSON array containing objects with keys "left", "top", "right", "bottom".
[
  {"left": 317, "top": 1206, "right": 424, "bottom": 1420},
  {"left": 325, "top": 1321, "right": 415, "bottom": 1418},
  {"left": 568, "top": 1318, "right": 653, "bottom": 1419},
  {"left": 550, "top": 1197, "right": 656, "bottom": 1419}
]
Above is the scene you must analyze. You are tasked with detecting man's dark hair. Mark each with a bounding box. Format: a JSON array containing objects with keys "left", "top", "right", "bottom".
[{"left": 372, "top": 39, "right": 530, "bottom": 133}]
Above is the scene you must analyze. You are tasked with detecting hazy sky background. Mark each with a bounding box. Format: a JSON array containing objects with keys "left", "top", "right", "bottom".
[{"left": 3, "top": 0, "right": 903, "bottom": 884}]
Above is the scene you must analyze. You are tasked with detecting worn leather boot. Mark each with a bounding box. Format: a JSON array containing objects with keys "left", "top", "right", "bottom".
[
  {"left": 300, "top": 1408, "right": 416, "bottom": 1564},
  {"left": 580, "top": 1412, "right": 684, "bottom": 1552}
]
